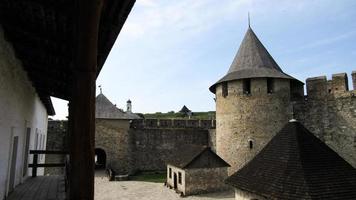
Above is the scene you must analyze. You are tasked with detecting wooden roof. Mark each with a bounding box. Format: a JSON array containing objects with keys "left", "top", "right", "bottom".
[
  {"left": 210, "top": 27, "right": 301, "bottom": 93},
  {"left": 167, "top": 145, "right": 230, "bottom": 169},
  {"left": 226, "top": 121, "right": 356, "bottom": 200},
  {"left": 0, "top": 0, "right": 135, "bottom": 115}
]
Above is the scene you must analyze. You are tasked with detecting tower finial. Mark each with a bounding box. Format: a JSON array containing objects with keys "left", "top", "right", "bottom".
[
  {"left": 98, "top": 85, "right": 102, "bottom": 94},
  {"left": 248, "top": 12, "right": 251, "bottom": 28}
]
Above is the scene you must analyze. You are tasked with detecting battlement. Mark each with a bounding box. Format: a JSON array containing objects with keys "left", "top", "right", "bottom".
[
  {"left": 306, "top": 71, "right": 355, "bottom": 100},
  {"left": 130, "top": 119, "right": 216, "bottom": 129}
]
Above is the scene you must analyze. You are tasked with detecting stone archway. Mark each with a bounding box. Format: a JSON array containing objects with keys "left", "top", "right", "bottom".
[{"left": 94, "top": 148, "right": 106, "bottom": 169}]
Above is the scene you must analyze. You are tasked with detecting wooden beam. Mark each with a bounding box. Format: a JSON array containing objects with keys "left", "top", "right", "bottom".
[{"left": 69, "top": 0, "right": 103, "bottom": 199}]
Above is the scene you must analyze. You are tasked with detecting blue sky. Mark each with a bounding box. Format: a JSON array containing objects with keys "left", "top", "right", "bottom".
[{"left": 51, "top": 0, "right": 356, "bottom": 119}]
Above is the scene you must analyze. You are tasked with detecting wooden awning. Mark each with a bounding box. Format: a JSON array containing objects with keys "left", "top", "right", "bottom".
[{"left": 0, "top": 0, "right": 135, "bottom": 115}]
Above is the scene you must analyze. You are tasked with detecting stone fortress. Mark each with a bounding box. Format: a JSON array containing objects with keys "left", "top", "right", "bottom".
[
  {"left": 46, "top": 26, "right": 356, "bottom": 188},
  {"left": 210, "top": 26, "right": 356, "bottom": 175}
]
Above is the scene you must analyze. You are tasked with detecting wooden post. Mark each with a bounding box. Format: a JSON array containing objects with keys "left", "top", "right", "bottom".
[
  {"left": 69, "top": 0, "right": 103, "bottom": 199},
  {"left": 32, "top": 154, "right": 38, "bottom": 177}
]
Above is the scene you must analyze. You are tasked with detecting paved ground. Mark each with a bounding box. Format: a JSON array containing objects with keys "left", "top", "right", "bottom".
[{"left": 94, "top": 173, "right": 234, "bottom": 200}]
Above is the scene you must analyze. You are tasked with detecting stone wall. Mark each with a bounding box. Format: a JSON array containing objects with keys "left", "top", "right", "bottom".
[
  {"left": 130, "top": 128, "right": 209, "bottom": 171},
  {"left": 295, "top": 72, "right": 356, "bottom": 168},
  {"left": 45, "top": 120, "right": 68, "bottom": 175},
  {"left": 166, "top": 165, "right": 229, "bottom": 196},
  {"left": 185, "top": 167, "right": 229, "bottom": 195},
  {"left": 130, "top": 119, "right": 215, "bottom": 129},
  {"left": 215, "top": 78, "right": 293, "bottom": 174},
  {"left": 95, "top": 119, "right": 132, "bottom": 175}
]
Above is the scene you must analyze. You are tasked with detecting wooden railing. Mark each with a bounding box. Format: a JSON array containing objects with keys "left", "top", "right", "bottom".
[{"left": 29, "top": 150, "right": 69, "bottom": 177}]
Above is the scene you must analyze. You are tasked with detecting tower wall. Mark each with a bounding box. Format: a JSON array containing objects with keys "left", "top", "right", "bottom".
[
  {"left": 352, "top": 71, "right": 356, "bottom": 90},
  {"left": 215, "top": 78, "right": 292, "bottom": 174},
  {"left": 294, "top": 72, "right": 356, "bottom": 168}
]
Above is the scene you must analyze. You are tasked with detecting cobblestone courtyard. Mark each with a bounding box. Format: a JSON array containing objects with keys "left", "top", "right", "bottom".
[{"left": 94, "top": 175, "right": 234, "bottom": 200}]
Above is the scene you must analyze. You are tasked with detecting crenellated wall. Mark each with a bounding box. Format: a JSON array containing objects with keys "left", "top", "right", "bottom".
[
  {"left": 130, "top": 119, "right": 215, "bottom": 129},
  {"left": 129, "top": 119, "right": 215, "bottom": 172},
  {"left": 48, "top": 118, "right": 216, "bottom": 175},
  {"left": 295, "top": 71, "right": 356, "bottom": 168}
]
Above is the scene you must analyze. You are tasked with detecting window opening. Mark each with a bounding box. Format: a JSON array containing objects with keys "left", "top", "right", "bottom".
[{"left": 243, "top": 79, "right": 251, "bottom": 94}]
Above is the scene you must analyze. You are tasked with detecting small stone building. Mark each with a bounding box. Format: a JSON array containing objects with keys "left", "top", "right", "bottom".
[
  {"left": 166, "top": 145, "right": 230, "bottom": 196},
  {"left": 226, "top": 120, "right": 356, "bottom": 200}
]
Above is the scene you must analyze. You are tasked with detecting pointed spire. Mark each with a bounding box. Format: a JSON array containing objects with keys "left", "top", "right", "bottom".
[
  {"left": 248, "top": 12, "right": 251, "bottom": 28},
  {"left": 209, "top": 26, "right": 301, "bottom": 93}
]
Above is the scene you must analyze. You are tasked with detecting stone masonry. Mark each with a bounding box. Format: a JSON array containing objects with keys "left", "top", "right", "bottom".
[
  {"left": 215, "top": 78, "right": 294, "bottom": 174},
  {"left": 294, "top": 72, "right": 356, "bottom": 168},
  {"left": 45, "top": 120, "right": 68, "bottom": 175}
]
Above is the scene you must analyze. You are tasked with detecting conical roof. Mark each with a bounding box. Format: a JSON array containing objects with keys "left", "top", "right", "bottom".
[
  {"left": 225, "top": 121, "right": 356, "bottom": 199},
  {"left": 210, "top": 27, "right": 301, "bottom": 93},
  {"left": 96, "top": 93, "right": 140, "bottom": 119},
  {"left": 179, "top": 105, "right": 191, "bottom": 113}
]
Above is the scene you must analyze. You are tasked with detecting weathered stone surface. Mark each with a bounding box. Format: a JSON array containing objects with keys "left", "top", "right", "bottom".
[
  {"left": 131, "top": 128, "right": 209, "bottom": 171},
  {"left": 215, "top": 78, "right": 292, "bottom": 174},
  {"left": 295, "top": 73, "right": 356, "bottom": 168},
  {"left": 45, "top": 120, "right": 68, "bottom": 175},
  {"left": 166, "top": 165, "right": 229, "bottom": 196},
  {"left": 95, "top": 119, "right": 132, "bottom": 175}
]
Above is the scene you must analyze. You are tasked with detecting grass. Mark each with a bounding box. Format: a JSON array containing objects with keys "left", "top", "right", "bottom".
[{"left": 130, "top": 172, "right": 166, "bottom": 183}]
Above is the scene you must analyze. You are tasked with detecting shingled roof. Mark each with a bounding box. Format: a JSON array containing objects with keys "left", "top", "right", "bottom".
[
  {"left": 210, "top": 27, "right": 301, "bottom": 93},
  {"left": 96, "top": 93, "right": 140, "bottom": 119},
  {"left": 167, "top": 145, "right": 230, "bottom": 169},
  {"left": 225, "top": 120, "right": 356, "bottom": 200}
]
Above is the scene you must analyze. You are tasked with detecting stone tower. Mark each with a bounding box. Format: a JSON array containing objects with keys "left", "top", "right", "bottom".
[
  {"left": 126, "top": 99, "right": 132, "bottom": 112},
  {"left": 210, "top": 27, "right": 304, "bottom": 174}
]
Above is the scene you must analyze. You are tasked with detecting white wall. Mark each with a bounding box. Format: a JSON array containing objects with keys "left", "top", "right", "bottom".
[
  {"left": 0, "top": 26, "right": 49, "bottom": 199},
  {"left": 166, "top": 165, "right": 185, "bottom": 195},
  {"left": 234, "top": 189, "right": 267, "bottom": 200}
]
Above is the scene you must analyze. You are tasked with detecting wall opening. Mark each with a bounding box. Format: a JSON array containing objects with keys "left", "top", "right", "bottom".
[
  {"left": 173, "top": 173, "right": 178, "bottom": 189},
  {"left": 243, "top": 79, "right": 251, "bottom": 94},
  {"left": 9, "top": 136, "right": 19, "bottom": 193},
  {"left": 267, "top": 78, "right": 274, "bottom": 94},
  {"left": 23, "top": 128, "right": 31, "bottom": 177},
  {"left": 94, "top": 148, "right": 106, "bottom": 169},
  {"left": 249, "top": 140, "right": 253, "bottom": 149},
  {"left": 222, "top": 82, "right": 228, "bottom": 97},
  {"left": 178, "top": 172, "right": 182, "bottom": 184},
  {"left": 169, "top": 168, "right": 172, "bottom": 178}
]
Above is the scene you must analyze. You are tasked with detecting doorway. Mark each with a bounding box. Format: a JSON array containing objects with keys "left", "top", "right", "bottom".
[
  {"left": 173, "top": 173, "right": 178, "bottom": 189},
  {"left": 9, "top": 136, "right": 19, "bottom": 193},
  {"left": 94, "top": 148, "right": 106, "bottom": 169},
  {"left": 23, "top": 128, "right": 31, "bottom": 177}
]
